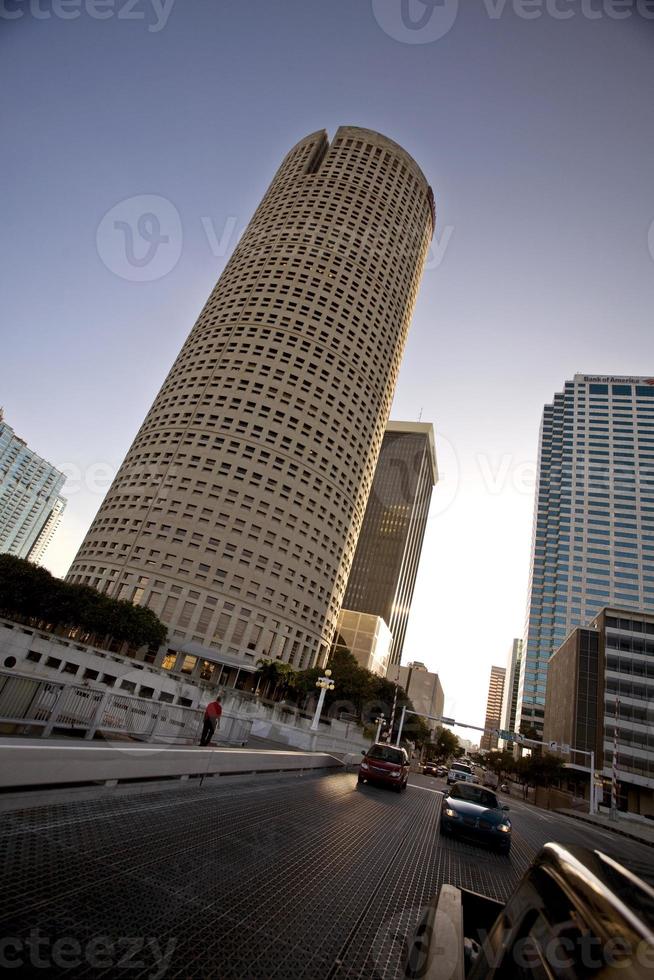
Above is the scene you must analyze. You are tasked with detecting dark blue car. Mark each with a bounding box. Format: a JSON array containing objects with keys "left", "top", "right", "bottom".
[{"left": 440, "top": 782, "right": 512, "bottom": 854}]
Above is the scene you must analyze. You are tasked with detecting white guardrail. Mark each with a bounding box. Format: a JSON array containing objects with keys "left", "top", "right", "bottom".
[{"left": 0, "top": 669, "right": 251, "bottom": 746}]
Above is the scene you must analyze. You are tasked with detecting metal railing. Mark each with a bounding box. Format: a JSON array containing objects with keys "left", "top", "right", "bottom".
[{"left": 0, "top": 669, "right": 251, "bottom": 746}]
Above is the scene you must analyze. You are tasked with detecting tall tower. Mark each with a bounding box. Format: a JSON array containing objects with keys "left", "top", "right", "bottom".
[
  {"left": 68, "top": 128, "right": 434, "bottom": 673},
  {"left": 0, "top": 413, "right": 67, "bottom": 563},
  {"left": 340, "top": 421, "right": 437, "bottom": 667},
  {"left": 518, "top": 375, "right": 654, "bottom": 737},
  {"left": 480, "top": 665, "right": 506, "bottom": 752},
  {"left": 499, "top": 638, "right": 522, "bottom": 748}
]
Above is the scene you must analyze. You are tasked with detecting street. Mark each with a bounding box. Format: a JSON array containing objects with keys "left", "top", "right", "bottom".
[{"left": 2, "top": 770, "right": 651, "bottom": 979}]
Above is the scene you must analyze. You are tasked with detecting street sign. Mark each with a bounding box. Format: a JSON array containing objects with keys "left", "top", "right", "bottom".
[
  {"left": 549, "top": 741, "right": 558, "bottom": 750},
  {"left": 440, "top": 716, "right": 455, "bottom": 725},
  {"left": 560, "top": 744, "right": 571, "bottom": 755}
]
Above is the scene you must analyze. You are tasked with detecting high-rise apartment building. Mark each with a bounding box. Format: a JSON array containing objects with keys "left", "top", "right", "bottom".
[
  {"left": 0, "top": 414, "right": 66, "bottom": 563},
  {"left": 518, "top": 375, "right": 654, "bottom": 737},
  {"left": 544, "top": 607, "right": 654, "bottom": 817},
  {"left": 68, "top": 128, "right": 434, "bottom": 674},
  {"left": 341, "top": 421, "right": 437, "bottom": 667},
  {"left": 480, "top": 665, "right": 506, "bottom": 752},
  {"left": 499, "top": 638, "right": 522, "bottom": 748}
]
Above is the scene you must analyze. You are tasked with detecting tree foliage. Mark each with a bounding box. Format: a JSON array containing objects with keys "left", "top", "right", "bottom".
[
  {"left": 0, "top": 554, "right": 167, "bottom": 650},
  {"left": 426, "top": 726, "right": 460, "bottom": 762},
  {"left": 288, "top": 648, "right": 431, "bottom": 747},
  {"left": 254, "top": 658, "right": 297, "bottom": 699}
]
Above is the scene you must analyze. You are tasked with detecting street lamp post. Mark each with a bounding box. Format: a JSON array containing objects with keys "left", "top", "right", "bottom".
[
  {"left": 310, "top": 669, "right": 334, "bottom": 731},
  {"left": 374, "top": 714, "right": 386, "bottom": 742}
]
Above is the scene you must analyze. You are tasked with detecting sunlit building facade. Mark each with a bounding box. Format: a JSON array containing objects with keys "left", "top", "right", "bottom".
[
  {"left": 480, "top": 665, "right": 506, "bottom": 752},
  {"left": 0, "top": 415, "right": 66, "bottom": 563}
]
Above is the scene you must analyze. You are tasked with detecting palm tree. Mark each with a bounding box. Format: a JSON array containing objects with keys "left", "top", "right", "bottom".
[{"left": 254, "top": 658, "right": 280, "bottom": 699}]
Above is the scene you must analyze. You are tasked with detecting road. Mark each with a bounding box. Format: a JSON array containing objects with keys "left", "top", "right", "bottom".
[{"left": 2, "top": 769, "right": 650, "bottom": 979}]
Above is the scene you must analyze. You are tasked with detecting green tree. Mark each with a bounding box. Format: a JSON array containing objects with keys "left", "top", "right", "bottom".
[
  {"left": 427, "top": 726, "right": 460, "bottom": 763},
  {"left": 484, "top": 750, "right": 516, "bottom": 783},
  {"left": 0, "top": 554, "right": 167, "bottom": 650}
]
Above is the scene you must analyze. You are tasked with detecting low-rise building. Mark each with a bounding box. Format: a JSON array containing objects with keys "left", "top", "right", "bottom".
[
  {"left": 544, "top": 607, "right": 654, "bottom": 816},
  {"left": 387, "top": 661, "right": 444, "bottom": 724},
  {"left": 332, "top": 609, "right": 392, "bottom": 677}
]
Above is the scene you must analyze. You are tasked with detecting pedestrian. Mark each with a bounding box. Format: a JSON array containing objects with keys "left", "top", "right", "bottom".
[{"left": 200, "top": 696, "right": 222, "bottom": 746}]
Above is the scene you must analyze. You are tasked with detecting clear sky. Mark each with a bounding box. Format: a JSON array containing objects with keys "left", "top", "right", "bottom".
[{"left": 3, "top": 1, "right": 654, "bottom": 731}]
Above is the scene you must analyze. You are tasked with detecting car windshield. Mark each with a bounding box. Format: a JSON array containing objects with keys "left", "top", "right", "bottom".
[
  {"left": 367, "top": 745, "right": 404, "bottom": 764},
  {"left": 450, "top": 784, "right": 499, "bottom": 809},
  {"left": 451, "top": 763, "right": 471, "bottom": 773}
]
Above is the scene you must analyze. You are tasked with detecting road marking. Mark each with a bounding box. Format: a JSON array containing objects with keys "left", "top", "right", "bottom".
[{"left": 410, "top": 784, "right": 444, "bottom": 795}]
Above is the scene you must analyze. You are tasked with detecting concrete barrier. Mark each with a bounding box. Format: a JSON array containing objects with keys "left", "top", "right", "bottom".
[{"left": 0, "top": 739, "right": 343, "bottom": 789}]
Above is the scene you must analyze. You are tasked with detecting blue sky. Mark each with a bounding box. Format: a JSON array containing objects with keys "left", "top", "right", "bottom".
[{"left": 3, "top": 1, "right": 654, "bottom": 728}]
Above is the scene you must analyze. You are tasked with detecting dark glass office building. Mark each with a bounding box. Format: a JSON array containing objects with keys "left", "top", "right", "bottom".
[{"left": 342, "top": 421, "right": 437, "bottom": 668}]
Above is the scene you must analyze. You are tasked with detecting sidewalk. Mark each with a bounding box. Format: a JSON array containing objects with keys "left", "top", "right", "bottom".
[{"left": 556, "top": 808, "right": 654, "bottom": 848}]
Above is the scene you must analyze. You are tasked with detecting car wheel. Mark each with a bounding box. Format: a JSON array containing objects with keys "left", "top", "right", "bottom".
[
  {"left": 439, "top": 822, "right": 448, "bottom": 836},
  {"left": 394, "top": 783, "right": 402, "bottom": 793},
  {"left": 499, "top": 842, "right": 511, "bottom": 855},
  {"left": 357, "top": 777, "right": 363, "bottom": 785}
]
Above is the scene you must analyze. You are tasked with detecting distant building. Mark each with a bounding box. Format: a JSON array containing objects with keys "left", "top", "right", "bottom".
[
  {"left": 332, "top": 609, "right": 392, "bottom": 677},
  {"left": 499, "top": 639, "right": 523, "bottom": 748},
  {"left": 342, "top": 421, "right": 437, "bottom": 668},
  {"left": 480, "top": 665, "right": 506, "bottom": 752},
  {"left": 519, "top": 375, "right": 654, "bottom": 739},
  {"left": 0, "top": 414, "right": 66, "bottom": 563},
  {"left": 387, "top": 661, "right": 444, "bottom": 724},
  {"left": 544, "top": 607, "right": 654, "bottom": 817}
]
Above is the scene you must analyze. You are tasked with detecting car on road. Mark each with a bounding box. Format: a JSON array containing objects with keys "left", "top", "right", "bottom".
[
  {"left": 440, "top": 782, "right": 512, "bottom": 854},
  {"left": 446, "top": 760, "right": 474, "bottom": 785},
  {"left": 358, "top": 743, "right": 409, "bottom": 792},
  {"left": 422, "top": 761, "right": 439, "bottom": 777},
  {"left": 436, "top": 765, "right": 448, "bottom": 777}
]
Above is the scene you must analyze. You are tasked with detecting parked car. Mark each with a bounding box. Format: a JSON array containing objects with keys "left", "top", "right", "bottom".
[
  {"left": 446, "top": 760, "right": 474, "bottom": 785},
  {"left": 437, "top": 765, "right": 448, "bottom": 777},
  {"left": 422, "top": 761, "right": 439, "bottom": 777},
  {"left": 358, "top": 743, "right": 409, "bottom": 792},
  {"left": 405, "top": 843, "right": 654, "bottom": 979},
  {"left": 440, "top": 782, "right": 512, "bottom": 854}
]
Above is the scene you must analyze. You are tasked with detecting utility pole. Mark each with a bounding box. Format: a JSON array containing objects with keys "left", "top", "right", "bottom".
[{"left": 387, "top": 684, "right": 398, "bottom": 742}]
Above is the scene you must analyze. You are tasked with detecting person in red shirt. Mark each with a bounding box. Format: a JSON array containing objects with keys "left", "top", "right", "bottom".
[{"left": 200, "top": 696, "right": 222, "bottom": 746}]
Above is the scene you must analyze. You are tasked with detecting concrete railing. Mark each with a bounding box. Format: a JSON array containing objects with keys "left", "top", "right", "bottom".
[
  {"left": 0, "top": 669, "right": 251, "bottom": 746},
  {"left": 0, "top": 740, "right": 344, "bottom": 789}
]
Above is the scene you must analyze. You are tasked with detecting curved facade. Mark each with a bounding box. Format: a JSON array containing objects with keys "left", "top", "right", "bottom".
[{"left": 68, "top": 127, "right": 434, "bottom": 670}]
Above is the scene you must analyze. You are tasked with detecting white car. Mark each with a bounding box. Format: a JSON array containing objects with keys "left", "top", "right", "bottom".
[{"left": 446, "top": 761, "right": 475, "bottom": 785}]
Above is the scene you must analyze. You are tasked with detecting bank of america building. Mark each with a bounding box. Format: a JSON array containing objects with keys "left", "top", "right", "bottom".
[{"left": 518, "top": 375, "right": 654, "bottom": 737}]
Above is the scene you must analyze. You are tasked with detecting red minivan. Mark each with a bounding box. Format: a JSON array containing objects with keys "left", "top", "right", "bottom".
[{"left": 357, "top": 742, "right": 410, "bottom": 792}]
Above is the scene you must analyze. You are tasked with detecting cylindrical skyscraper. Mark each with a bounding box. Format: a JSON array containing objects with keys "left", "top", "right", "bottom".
[{"left": 68, "top": 127, "right": 434, "bottom": 672}]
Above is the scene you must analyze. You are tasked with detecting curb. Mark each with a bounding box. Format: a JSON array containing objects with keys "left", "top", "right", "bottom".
[{"left": 555, "top": 809, "right": 654, "bottom": 849}]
